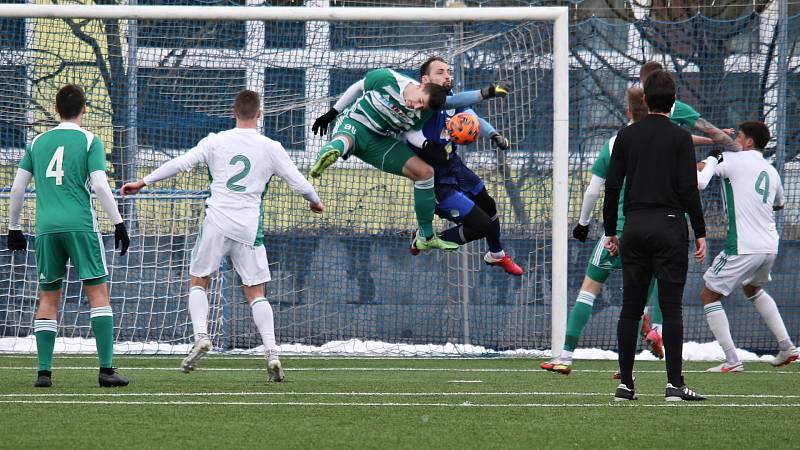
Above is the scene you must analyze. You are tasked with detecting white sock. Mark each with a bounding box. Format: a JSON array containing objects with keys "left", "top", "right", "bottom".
[
  {"left": 560, "top": 350, "right": 573, "bottom": 361},
  {"left": 489, "top": 250, "right": 505, "bottom": 260},
  {"left": 188, "top": 286, "right": 209, "bottom": 342},
  {"left": 651, "top": 323, "right": 662, "bottom": 335},
  {"left": 251, "top": 297, "right": 278, "bottom": 358},
  {"left": 749, "top": 290, "right": 793, "bottom": 351},
  {"left": 703, "top": 302, "right": 739, "bottom": 364}
]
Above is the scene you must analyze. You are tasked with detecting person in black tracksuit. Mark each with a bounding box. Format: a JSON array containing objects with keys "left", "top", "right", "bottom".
[{"left": 603, "top": 70, "right": 708, "bottom": 402}]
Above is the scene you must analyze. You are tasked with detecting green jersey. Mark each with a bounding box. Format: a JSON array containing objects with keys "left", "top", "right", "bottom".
[
  {"left": 344, "top": 68, "right": 434, "bottom": 137},
  {"left": 591, "top": 135, "right": 626, "bottom": 232},
  {"left": 670, "top": 99, "right": 700, "bottom": 128},
  {"left": 19, "top": 122, "right": 107, "bottom": 235}
]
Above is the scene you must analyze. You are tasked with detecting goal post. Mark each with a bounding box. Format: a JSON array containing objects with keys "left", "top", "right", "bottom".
[{"left": 0, "top": 4, "right": 568, "bottom": 356}]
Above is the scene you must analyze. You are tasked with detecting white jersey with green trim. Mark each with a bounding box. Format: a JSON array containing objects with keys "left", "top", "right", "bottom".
[
  {"left": 714, "top": 150, "right": 783, "bottom": 255},
  {"left": 143, "top": 128, "right": 319, "bottom": 246}
]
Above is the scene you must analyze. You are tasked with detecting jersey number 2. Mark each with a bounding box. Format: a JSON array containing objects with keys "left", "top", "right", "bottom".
[
  {"left": 755, "top": 171, "right": 769, "bottom": 203},
  {"left": 46, "top": 146, "right": 65, "bottom": 185},
  {"left": 226, "top": 155, "right": 251, "bottom": 192}
]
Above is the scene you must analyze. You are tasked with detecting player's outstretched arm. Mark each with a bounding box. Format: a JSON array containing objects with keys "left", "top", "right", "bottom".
[
  {"left": 463, "top": 109, "right": 509, "bottom": 150},
  {"left": 445, "top": 83, "right": 511, "bottom": 110},
  {"left": 7, "top": 168, "right": 32, "bottom": 251},
  {"left": 313, "top": 79, "right": 366, "bottom": 136},
  {"left": 121, "top": 141, "right": 209, "bottom": 197},
  {"left": 694, "top": 118, "right": 742, "bottom": 152},
  {"left": 271, "top": 143, "right": 323, "bottom": 209},
  {"left": 573, "top": 175, "right": 606, "bottom": 242}
]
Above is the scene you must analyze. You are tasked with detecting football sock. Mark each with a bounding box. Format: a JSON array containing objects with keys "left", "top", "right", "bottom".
[
  {"left": 413, "top": 177, "right": 436, "bottom": 238},
  {"left": 749, "top": 290, "right": 793, "bottom": 350},
  {"left": 559, "top": 350, "right": 573, "bottom": 362},
  {"left": 703, "top": 302, "right": 739, "bottom": 364},
  {"left": 188, "top": 286, "right": 209, "bottom": 342},
  {"left": 486, "top": 215, "right": 503, "bottom": 253},
  {"left": 489, "top": 250, "right": 505, "bottom": 260},
  {"left": 564, "top": 291, "right": 595, "bottom": 352},
  {"left": 251, "top": 297, "right": 278, "bottom": 357},
  {"left": 649, "top": 284, "right": 663, "bottom": 334},
  {"left": 90, "top": 306, "right": 114, "bottom": 369},
  {"left": 34, "top": 319, "right": 57, "bottom": 372}
]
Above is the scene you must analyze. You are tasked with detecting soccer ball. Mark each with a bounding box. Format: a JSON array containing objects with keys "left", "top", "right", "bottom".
[{"left": 447, "top": 112, "right": 480, "bottom": 145}]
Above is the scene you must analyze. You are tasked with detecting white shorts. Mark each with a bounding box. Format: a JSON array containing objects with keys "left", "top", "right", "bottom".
[
  {"left": 190, "top": 219, "right": 271, "bottom": 286},
  {"left": 703, "top": 252, "right": 775, "bottom": 296}
]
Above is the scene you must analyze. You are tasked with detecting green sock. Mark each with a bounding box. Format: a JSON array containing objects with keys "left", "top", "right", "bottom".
[
  {"left": 648, "top": 280, "right": 663, "bottom": 326},
  {"left": 564, "top": 291, "right": 595, "bottom": 352},
  {"left": 319, "top": 139, "right": 345, "bottom": 158},
  {"left": 34, "top": 319, "right": 57, "bottom": 371},
  {"left": 90, "top": 307, "right": 115, "bottom": 369},
  {"left": 413, "top": 177, "right": 436, "bottom": 238}
]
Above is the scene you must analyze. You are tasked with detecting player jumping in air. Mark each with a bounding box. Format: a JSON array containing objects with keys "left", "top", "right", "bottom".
[
  {"left": 696, "top": 121, "right": 798, "bottom": 372},
  {"left": 7, "top": 84, "right": 130, "bottom": 388},
  {"left": 121, "top": 90, "right": 324, "bottom": 382}
]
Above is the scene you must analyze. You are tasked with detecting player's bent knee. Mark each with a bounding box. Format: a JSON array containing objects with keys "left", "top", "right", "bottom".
[
  {"left": 473, "top": 188, "right": 497, "bottom": 217},
  {"left": 742, "top": 284, "right": 761, "bottom": 298},
  {"left": 460, "top": 207, "right": 492, "bottom": 242},
  {"left": 403, "top": 157, "right": 434, "bottom": 181},
  {"left": 700, "top": 286, "right": 723, "bottom": 304},
  {"left": 190, "top": 276, "right": 211, "bottom": 289}
]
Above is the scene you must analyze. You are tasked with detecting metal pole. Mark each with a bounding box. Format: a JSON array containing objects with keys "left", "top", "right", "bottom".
[
  {"left": 774, "top": 0, "right": 788, "bottom": 236},
  {"left": 126, "top": 0, "right": 138, "bottom": 231}
]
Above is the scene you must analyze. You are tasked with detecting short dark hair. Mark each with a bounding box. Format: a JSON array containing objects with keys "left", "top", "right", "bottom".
[
  {"left": 643, "top": 70, "right": 675, "bottom": 114},
  {"left": 56, "top": 84, "right": 86, "bottom": 119},
  {"left": 420, "top": 56, "right": 447, "bottom": 79},
  {"left": 421, "top": 82, "right": 449, "bottom": 110},
  {"left": 639, "top": 61, "right": 664, "bottom": 83},
  {"left": 234, "top": 90, "right": 261, "bottom": 120},
  {"left": 627, "top": 87, "right": 648, "bottom": 123},
  {"left": 739, "top": 121, "right": 770, "bottom": 149}
]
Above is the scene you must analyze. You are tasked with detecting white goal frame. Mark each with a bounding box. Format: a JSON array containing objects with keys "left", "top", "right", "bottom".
[{"left": 0, "top": 4, "right": 569, "bottom": 356}]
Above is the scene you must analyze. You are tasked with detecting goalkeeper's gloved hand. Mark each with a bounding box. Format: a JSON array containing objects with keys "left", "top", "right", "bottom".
[
  {"left": 114, "top": 223, "right": 130, "bottom": 256},
  {"left": 312, "top": 108, "right": 339, "bottom": 136},
  {"left": 707, "top": 148, "right": 723, "bottom": 164},
  {"left": 481, "top": 82, "right": 511, "bottom": 99},
  {"left": 7, "top": 229, "right": 26, "bottom": 251},
  {"left": 420, "top": 140, "right": 449, "bottom": 166},
  {"left": 572, "top": 224, "right": 589, "bottom": 243},
  {"left": 490, "top": 132, "right": 510, "bottom": 150}
]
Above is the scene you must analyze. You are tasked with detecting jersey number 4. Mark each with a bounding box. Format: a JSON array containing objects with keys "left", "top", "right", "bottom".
[
  {"left": 755, "top": 171, "right": 769, "bottom": 204},
  {"left": 46, "top": 146, "right": 65, "bottom": 185},
  {"left": 226, "top": 155, "right": 251, "bottom": 192}
]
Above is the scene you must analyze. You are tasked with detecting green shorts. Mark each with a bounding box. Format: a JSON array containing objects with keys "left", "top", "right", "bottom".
[
  {"left": 35, "top": 231, "right": 108, "bottom": 290},
  {"left": 585, "top": 233, "right": 622, "bottom": 283},
  {"left": 332, "top": 116, "right": 416, "bottom": 176}
]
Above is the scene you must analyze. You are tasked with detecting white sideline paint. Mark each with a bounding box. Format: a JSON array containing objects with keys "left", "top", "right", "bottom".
[
  {"left": 0, "top": 338, "right": 784, "bottom": 362},
  {"left": 0, "top": 400, "right": 797, "bottom": 408},
  {"left": 447, "top": 381, "right": 484, "bottom": 383},
  {"left": 0, "top": 366, "right": 797, "bottom": 374},
  {"left": 2, "top": 391, "right": 798, "bottom": 399}
]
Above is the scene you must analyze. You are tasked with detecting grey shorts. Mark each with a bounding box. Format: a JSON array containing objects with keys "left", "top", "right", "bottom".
[{"left": 703, "top": 252, "right": 775, "bottom": 296}]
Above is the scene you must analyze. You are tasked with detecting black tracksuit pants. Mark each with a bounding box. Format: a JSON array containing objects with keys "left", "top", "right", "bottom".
[{"left": 618, "top": 209, "right": 689, "bottom": 388}]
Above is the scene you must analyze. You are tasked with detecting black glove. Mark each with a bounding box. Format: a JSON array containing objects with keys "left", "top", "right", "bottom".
[
  {"left": 490, "top": 132, "right": 510, "bottom": 150},
  {"left": 708, "top": 148, "right": 723, "bottom": 164},
  {"left": 481, "top": 82, "right": 511, "bottom": 99},
  {"left": 114, "top": 223, "right": 130, "bottom": 256},
  {"left": 312, "top": 108, "right": 339, "bottom": 136},
  {"left": 7, "top": 229, "right": 26, "bottom": 251},
  {"left": 420, "top": 140, "right": 449, "bottom": 166},
  {"left": 572, "top": 224, "right": 589, "bottom": 242}
]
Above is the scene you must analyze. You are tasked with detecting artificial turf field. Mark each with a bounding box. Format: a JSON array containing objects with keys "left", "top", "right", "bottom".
[{"left": 0, "top": 356, "right": 797, "bottom": 449}]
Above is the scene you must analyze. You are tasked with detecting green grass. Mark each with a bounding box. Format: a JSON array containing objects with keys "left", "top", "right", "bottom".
[{"left": 0, "top": 356, "right": 797, "bottom": 449}]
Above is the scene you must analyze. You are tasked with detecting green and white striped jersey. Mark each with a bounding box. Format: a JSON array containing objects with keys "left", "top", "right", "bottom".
[
  {"left": 713, "top": 151, "right": 784, "bottom": 255},
  {"left": 343, "top": 68, "right": 434, "bottom": 136},
  {"left": 19, "top": 122, "right": 106, "bottom": 235}
]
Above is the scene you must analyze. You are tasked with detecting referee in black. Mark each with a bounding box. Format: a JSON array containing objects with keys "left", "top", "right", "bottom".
[{"left": 603, "top": 70, "right": 708, "bottom": 402}]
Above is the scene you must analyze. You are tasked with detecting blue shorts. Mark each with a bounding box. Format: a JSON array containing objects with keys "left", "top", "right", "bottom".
[{"left": 433, "top": 153, "right": 484, "bottom": 222}]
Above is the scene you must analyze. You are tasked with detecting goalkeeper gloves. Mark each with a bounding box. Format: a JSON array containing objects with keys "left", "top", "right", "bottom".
[
  {"left": 572, "top": 224, "right": 589, "bottom": 243},
  {"left": 707, "top": 148, "right": 723, "bottom": 164},
  {"left": 7, "top": 229, "right": 26, "bottom": 251},
  {"left": 490, "top": 132, "right": 510, "bottom": 150},
  {"left": 115, "top": 223, "right": 130, "bottom": 256},
  {"left": 312, "top": 108, "right": 339, "bottom": 136},
  {"left": 420, "top": 140, "right": 449, "bottom": 166},
  {"left": 481, "top": 82, "right": 511, "bottom": 99}
]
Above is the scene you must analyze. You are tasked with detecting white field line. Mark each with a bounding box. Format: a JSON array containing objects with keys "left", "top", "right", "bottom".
[
  {"left": 0, "top": 366, "right": 797, "bottom": 374},
  {"left": 1, "top": 391, "right": 799, "bottom": 399},
  {"left": 1, "top": 400, "right": 798, "bottom": 408}
]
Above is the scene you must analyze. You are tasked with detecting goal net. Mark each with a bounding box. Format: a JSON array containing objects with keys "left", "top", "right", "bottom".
[{"left": 0, "top": 3, "right": 569, "bottom": 356}]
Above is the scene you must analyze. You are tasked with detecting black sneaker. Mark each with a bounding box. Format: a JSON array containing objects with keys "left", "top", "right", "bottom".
[
  {"left": 614, "top": 383, "right": 637, "bottom": 401},
  {"left": 665, "top": 383, "right": 706, "bottom": 401},
  {"left": 34, "top": 370, "right": 52, "bottom": 388},
  {"left": 99, "top": 368, "right": 129, "bottom": 387}
]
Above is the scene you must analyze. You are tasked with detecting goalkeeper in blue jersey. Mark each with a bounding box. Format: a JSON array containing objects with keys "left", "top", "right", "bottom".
[{"left": 410, "top": 56, "right": 523, "bottom": 275}]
